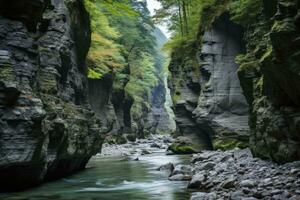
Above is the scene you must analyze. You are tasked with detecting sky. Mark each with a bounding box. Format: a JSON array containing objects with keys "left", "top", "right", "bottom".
[{"left": 146, "top": 0, "right": 171, "bottom": 38}]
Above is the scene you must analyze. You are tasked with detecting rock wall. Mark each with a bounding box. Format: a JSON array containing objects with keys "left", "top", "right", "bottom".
[
  {"left": 238, "top": 0, "right": 300, "bottom": 163},
  {"left": 194, "top": 13, "right": 249, "bottom": 150},
  {"left": 146, "top": 78, "right": 176, "bottom": 135},
  {"left": 0, "top": 0, "right": 105, "bottom": 191},
  {"left": 169, "top": 0, "right": 300, "bottom": 163},
  {"left": 169, "top": 13, "right": 249, "bottom": 151}
]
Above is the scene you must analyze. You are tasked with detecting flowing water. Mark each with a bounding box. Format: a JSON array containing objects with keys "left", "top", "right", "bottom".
[{"left": 1, "top": 151, "right": 191, "bottom": 200}]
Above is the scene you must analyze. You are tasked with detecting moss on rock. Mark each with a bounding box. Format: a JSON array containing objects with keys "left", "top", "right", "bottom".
[
  {"left": 168, "top": 137, "right": 201, "bottom": 154},
  {"left": 213, "top": 138, "right": 249, "bottom": 151}
]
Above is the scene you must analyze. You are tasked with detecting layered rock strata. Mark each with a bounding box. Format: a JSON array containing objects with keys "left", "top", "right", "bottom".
[
  {"left": 169, "top": 13, "right": 249, "bottom": 151},
  {"left": 238, "top": 0, "right": 300, "bottom": 163},
  {"left": 0, "top": 0, "right": 105, "bottom": 191}
]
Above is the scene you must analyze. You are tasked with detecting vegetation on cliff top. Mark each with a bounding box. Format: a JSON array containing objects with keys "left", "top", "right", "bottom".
[
  {"left": 153, "top": 0, "right": 261, "bottom": 56},
  {"left": 84, "top": 0, "right": 166, "bottom": 137}
]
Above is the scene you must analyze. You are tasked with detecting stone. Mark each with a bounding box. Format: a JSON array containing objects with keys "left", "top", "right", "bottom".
[
  {"left": 150, "top": 143, "right": 160, "bottom": 148},
  {"left": 141, "top": 149, "right": 151, "bottom": 155},
  {"left": 230, "top": 191, "right": 244, "bottom": 200},
  {"left": 157, "top": 163, "right": 174, "bottom": 172},
  {"left": 190, "top": 192, "right": 217, "bottom": 200},
  {"left": 194, "top": 162, "right": 215, "bottom": 171},
  {"left": 171, "top": 164, "right": 192, "bottom": 176},
  {"left": 233, "top": 148, "right": 253, "bottom": 160},
  {"left": 186, "top": 149, "right": 300, "bottom": 199},
  {"left": 222, "top": 177, "right": 236, "bottom": 189},
  {"left": 240, "top": 180, "right": 256, "bottom": 188},
  {"left": 188, "top": 172, "right": 206, "bottom": 189},
  {"left": 168, "top": 174, "right": 192, "bottom": 181},
  {"left": 168, "top": 137, "right": 201, "bottom": 154}
]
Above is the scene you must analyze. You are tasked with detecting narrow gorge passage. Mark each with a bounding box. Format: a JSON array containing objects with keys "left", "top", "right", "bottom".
[
  {"left": 1, "top": 137, "right": 191, "bottom": 200},
  {"left": 1, "top": 0, "right": 300, "bottom": 200}
]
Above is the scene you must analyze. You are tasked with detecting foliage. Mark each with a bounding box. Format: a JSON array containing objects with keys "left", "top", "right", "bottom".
[
  {"left": 84, "top": 0, "right": 126, "bottom": 79},
  {"left": 125, "top": 53, "right": 159, "bottom": 119},
  {"left": 229, "top": 0, "right": 262, "bottom": 25},
  {"left": 155, "top": 0, "right": 230, "bottom": 58},
  {"left": 85, "top": 0, "right": 166, "bottom": 127}
]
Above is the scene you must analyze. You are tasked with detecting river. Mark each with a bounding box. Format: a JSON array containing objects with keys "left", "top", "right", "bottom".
[{"left": 1, "top": 149, "right": 191, "bottom": 200}]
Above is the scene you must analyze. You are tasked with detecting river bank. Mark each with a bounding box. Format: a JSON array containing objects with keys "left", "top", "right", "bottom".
[
  {"left": 1, "top": 135, "right": 300, "bottom": 200},
  {"left": 0, "top": 135, "right": 191, "bottom": 200},
  {"left": 102, "top": 136, "right": 300, "bottom": 200}
]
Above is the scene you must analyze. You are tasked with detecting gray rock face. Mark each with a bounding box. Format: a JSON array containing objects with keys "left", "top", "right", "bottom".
[
  {"left": 88, "top": 75, "right": 119, "bottom": 134},
  {"left": 169, "top": 13, "right": 249, "bottom": 150},
  {"left": 0, "top": 0, "right": 105, "bottom": 191},
  {"left": 194, "top": 13, "right": 249, "bottom": 147},
  {"left": 146, "top": 80, "right": 176, "bottom": 135}
]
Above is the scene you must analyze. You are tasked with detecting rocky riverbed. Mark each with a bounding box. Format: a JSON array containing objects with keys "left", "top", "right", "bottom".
[
  {"left": 100, "top": 135, "right": 173, "bottom": 157},
  {"left": 100, "top": 135, "right": 300, "bottom": 200},
  {"left": 167, "top": 149, "right": 300, "bottom": 200}
]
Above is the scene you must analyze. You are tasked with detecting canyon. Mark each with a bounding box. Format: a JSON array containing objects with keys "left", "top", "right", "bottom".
[{"left": 0, "top": 0, "right": 299, "bottom": 199}]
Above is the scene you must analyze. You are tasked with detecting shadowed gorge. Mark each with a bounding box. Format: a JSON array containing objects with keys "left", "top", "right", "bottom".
[{"left": 0, "top": 0, "right": 300, "bottom": 199}]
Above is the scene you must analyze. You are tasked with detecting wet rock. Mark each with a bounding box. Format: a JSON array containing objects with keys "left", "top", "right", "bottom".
[
  {"left": 171, "top": 164, "right": 192, "bottom": 176},
  {"left": 157, "top": 163, "right": 174, "bottom": 173},
  {"left": 150, "top": 143, "right": 161, "bottom": 148},
  {"left": 141, "top": 149, "right": 151, "bottom": 155},
  {"left": 133, "top": 158, "right": 139, "bottom": 161},
  {"left": 169, "top": 164, "right": 192, "bottom": 181},
  {"left": 168, "top": 174, "right": 192, "bottom": 181}
]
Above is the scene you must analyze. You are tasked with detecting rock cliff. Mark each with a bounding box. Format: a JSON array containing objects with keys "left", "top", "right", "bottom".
[
  {"left": 169, "top": 13, "right": 249, "bottom": 151},
  {"left": 169, "top": 0, "right": 300, "bottom": 163},
  {"left": 0, "top": 0, "right": 105, "bottom": 191},
  {"left": 238, "top": 0, "right": 300, "bottom": 163}
]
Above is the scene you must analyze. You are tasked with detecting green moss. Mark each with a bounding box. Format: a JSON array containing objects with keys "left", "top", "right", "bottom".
[
  {"left": 255, "top": 77, "right": 264, "bottom": 94},
  {"left": 0, "top": 64, "right": 14, "bottom": 82},
  {"left": 38, "top": 70, "right": 57, "bottom": 93},
  {"left": 168, "top": 137, "right": 201, "bottom": 154},
  {"left": 169, "top": 143, "right": 198, "bottom": 154},
  {"left": 271, "top": 19, "right": 296, "bottom": 33},
  {"left": 172, "top": 93, "right": 181, "bottom": 105},
  {"left": 259, "top": 47, "right": 273, "bottom": 63},
  {"left": 213, "top": 138, "right": 249, "bottom": 151},
  {"left": 63, "top": 102, "right": 81, "bottom": 117},
  {"left": 229, "top": 0, "right": 262, "bottom": 26}
]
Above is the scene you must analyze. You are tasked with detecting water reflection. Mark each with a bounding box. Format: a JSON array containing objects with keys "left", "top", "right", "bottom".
[{"left": 1, "top": 152, "right": 191, "bottom": 200}]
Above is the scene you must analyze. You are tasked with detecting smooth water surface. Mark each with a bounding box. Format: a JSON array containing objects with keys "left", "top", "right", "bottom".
[{"left": 1, "top": 151, "right": 191, "bottom": 200}]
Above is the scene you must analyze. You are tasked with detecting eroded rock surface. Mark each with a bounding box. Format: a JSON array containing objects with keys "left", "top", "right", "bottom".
[
  {"left": 238, "top": 0, "right": 300, "bottom": 163},
  {"left": 0, "top": 0, "right": 105, "bottom": 191},
  {"left": 169, "top": 13, "right": 249, "bottom": 151}
]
